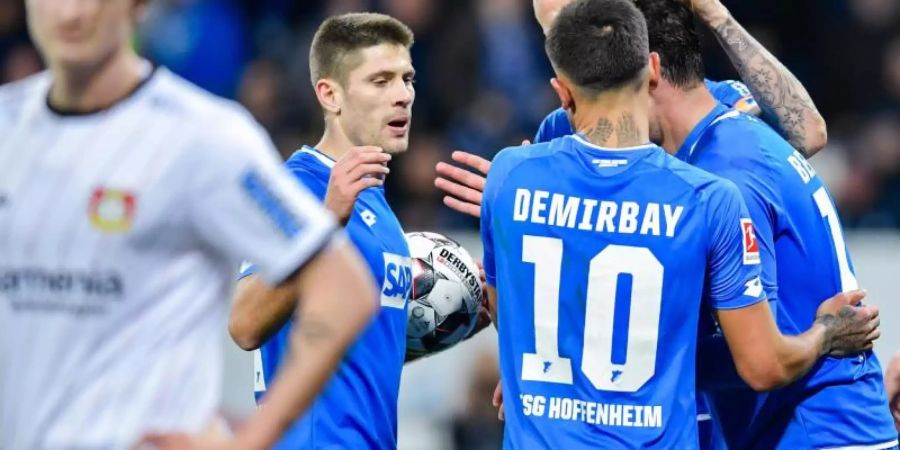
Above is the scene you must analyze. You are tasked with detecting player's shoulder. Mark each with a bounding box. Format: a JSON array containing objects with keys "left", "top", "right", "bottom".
[
  {"left": 646, "top": 148, "right": 742, "bottom": 202},
  {"left": 705, "top": 111, "right": 791, "bottom": 161},
  {"left": 492, "top": 138, "right": 566, "bottom": 174},
  {"left": 535, "top": 107, "right": 573, "bottom": 143},
  {"left": 284, "top": 148, "right": 331, "bottom": 180},
  {"left": 653, "top": 151, "right": 724, "bottom": 187},
  {"left": 0, "top": 71, "right": 51, "bottom": 100},
  {"left": 485, "top": 139, "right": 566, "bottom": 197},
  {"left": 151, "top": 68, "right": 274, "bottom": 156},
  {"left": 151, "top": 68, "right": 259, "bottom": 132},
  {"left": 541, "top": 107, "right": 568, "bottom": 125},
  {"left": 0, "top": 72, "right": 51, "bottom": 120}
]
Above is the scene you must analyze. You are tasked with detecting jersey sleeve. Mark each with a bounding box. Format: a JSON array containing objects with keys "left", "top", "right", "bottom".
[
  {"left": 188, "top": 110, "right": 338, "bottom": 286},
  {"left": 533, "top": 108, "right": 573, "bottom": 144},
  {"left": 692, "top": 125, "right": 781, "bottom": 304},
  {"left": 704, "top": 180, "right": 767, "bottom": 310}
]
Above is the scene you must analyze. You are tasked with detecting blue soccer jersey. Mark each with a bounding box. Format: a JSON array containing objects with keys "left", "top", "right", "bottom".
[
  {"left": 480, "top": 135, "right": 766, "bottom": 449},
  {"left": 534, "top": 80, "right": 753, "bottom": 143},
  {"left": 680, "top": 107, "right": 898, "bottom": 450},
  {"left": 532, "top": 79, "right": 755, "bottom": 450},
  {"left": 241, "top": 146, "right": 411, "bottom": 450}
]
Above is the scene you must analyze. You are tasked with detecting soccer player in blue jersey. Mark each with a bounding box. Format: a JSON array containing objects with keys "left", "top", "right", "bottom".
[
  {"left": 480, "top": 1, "right": 880, "bottom": 448},
  {"left": 628, "top": 1, "right": 899, "bottom": 449},
  {"left": 445, "top": 0, "right": 897, "bottom": 447},
  {"left": 228, "top": 13, "right": 416, "bottom": 450},
  {"left": 436, "top": 1, "right": 829, "bottom": 445}
]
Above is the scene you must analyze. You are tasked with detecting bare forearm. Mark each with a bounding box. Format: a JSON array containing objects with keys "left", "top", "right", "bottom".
[
  {"left": 229, "top": 277, "right": 298, "bottom": 350},
  {"left": 235, "top": 242, "right": 376, "bottom": 448},
  {"left": 769, "top": 324, "right": 827, "bottom": 388},
  {"left": 703, "top": 6, "right": 827, "bottom": 156},
  {"left": 235, "top": 312, "right": 357, "bottom": 449}
]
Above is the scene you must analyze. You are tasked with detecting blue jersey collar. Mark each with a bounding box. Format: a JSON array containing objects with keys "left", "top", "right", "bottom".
[
  {"left": 295, "top": 145, "right": 336, "bottom": 169},
  {"left": 571, "top": 134, "right": 656, "bottom": 151},
  {"left": 675, "top": 103, "right": 730, "bottom": 162}
]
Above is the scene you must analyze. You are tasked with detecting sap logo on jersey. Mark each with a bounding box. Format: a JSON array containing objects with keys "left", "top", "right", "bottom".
[{"left": 381, "top": 253, "right": 412, "bottom": 309}]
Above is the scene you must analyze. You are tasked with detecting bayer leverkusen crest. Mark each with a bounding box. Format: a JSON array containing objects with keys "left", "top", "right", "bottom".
[
  {"left": 741, "top": 218, "right": 760, "bottom": 265},
  {"left": 89, "top": 188, "right": 136, "bottom": 233}
]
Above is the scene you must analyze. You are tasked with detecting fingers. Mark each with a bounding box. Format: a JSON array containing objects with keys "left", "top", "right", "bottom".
[
  {"left": 492, "top": 381, "right": 505, "bottom": 421},
  {"left": 340, "top": 152, "right": 391, "bottom": 171},
  {"left": 450, "top": 151, "right": 492, "bottom": 175},
  {"left": 347, "top": 163, "right": 390, "bottom": 181},
  {"left": 863, "top": 313, "right": 881, "bottom": 343},
  {"left": 521, "top": 139, "right": 532, "bottom": 145},
  {"left": 435, "top": 162, "right": 487, "bottom": 192},
  {"left": 442, "top": 195, "right": 481, "bottom": 218},
  {"left": 349, "top": 177, "right": 384, "bottom": 193},
  {"left": 336, "top": 147, "right": 391, "bottom": 171},
  {"left": 434, "top": 176, "right": 483, "bottom": 204},
  {"left": 844, "top": 289, "right": 867, "bottom": 307}
]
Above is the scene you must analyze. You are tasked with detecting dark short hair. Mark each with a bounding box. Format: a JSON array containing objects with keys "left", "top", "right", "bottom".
[
  {"left": 633, "top": 0, "right": 704, "bottom": 89},
  {"left": 309, "top": 13, "right": 414, "bottom": 85},
  {"left": 545, "top": 0, "right": 649, "bottom": 94}
]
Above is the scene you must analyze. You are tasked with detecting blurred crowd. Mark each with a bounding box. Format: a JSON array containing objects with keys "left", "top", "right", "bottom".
[{"left": 2, "top": 0, "right": 899, "bottom": 229}]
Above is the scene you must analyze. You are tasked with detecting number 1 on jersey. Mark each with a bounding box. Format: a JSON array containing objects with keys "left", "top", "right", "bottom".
[
  {"left": 521, "top": 235, "right": 663, "bottom": 393},
  {"left": 812, "top": 187, "right": 858, "bottom": 292}
]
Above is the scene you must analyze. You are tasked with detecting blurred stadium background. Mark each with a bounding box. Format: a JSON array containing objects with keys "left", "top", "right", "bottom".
[{"left": 0, "top": 0, "right": 897, "bottom": 448}]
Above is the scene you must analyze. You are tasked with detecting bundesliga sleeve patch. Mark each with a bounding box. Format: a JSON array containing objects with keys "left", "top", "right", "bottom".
[{"left": 740, "top": 218, "right": 760, "bottom": 265}]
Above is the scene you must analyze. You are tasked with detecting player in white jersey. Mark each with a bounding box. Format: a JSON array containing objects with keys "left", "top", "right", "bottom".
[{"left": 0, "top": 0, "right": 378, "bottom": 448}]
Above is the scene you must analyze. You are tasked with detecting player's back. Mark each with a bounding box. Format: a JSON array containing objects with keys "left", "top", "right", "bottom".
[
  {"left": 690, "top": 114, "right": 897, "bottom": 449},
  {"left": 482, "top": 135, "right": 761, "bottom": 449}
]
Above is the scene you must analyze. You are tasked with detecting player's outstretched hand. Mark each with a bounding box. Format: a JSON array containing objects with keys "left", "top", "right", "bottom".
[
  {"left": 492, "top": 380, "right": 505, "bottom": 421},
  {"left": 325, "top": 146, "right": 391, "bottom": 224},
  {"left": 435, "top": 151, "right": 491, "bottom": 218},
  {"left": 813, "top": 289, "right": 880, "bottom": 357},
  {"left": 885, "top": 350, "right": 900, "bottom": 430},
  {"left": 434, "top": 140, "right": 530, "bottom": 219}
]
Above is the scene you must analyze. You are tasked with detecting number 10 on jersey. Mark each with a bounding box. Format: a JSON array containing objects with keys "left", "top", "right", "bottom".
[{"left": 521, "top": 235, "right": 663, "bottom": 393}]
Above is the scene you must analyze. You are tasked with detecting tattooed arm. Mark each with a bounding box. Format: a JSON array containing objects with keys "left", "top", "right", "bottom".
[
  {"left": 684, "top": 0, "right": 828, "bottom": 157},
  {"left": 715, "top": 290, "right": 879, "bottom": 392}
]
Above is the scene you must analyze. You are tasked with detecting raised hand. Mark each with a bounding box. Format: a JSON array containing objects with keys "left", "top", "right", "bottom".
[
  {"left": 434, "top": 141, "right": 530, "bottom": 219},
  {"left": 325, "top": 146, "right": 391, "bottom": 223},
  {"left": 813, "top": 290, "right": 880, "bottom": 357},
  {"left": 434, "top": 151, "right": 491, "bottom": 218}
]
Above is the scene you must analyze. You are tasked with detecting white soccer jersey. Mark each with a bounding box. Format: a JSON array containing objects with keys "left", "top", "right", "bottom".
[{"left": 0, "top": 67, "right": 338, "bottom": 449}]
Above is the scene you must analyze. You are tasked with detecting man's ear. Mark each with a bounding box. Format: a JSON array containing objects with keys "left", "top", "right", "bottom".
[
  {"left": 550, "top": 76, "right": 575, "bottom": 115},
  {"left": 314, "top": 79, "right": 343, "bottom": 115},
  {"left": 648, "top": 52, "right": 661, "bottom": 92}
]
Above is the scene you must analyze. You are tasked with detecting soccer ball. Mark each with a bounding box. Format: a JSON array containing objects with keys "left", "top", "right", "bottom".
[{"left": 405, "top": 231, "right": 483, "bottom": 357}]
